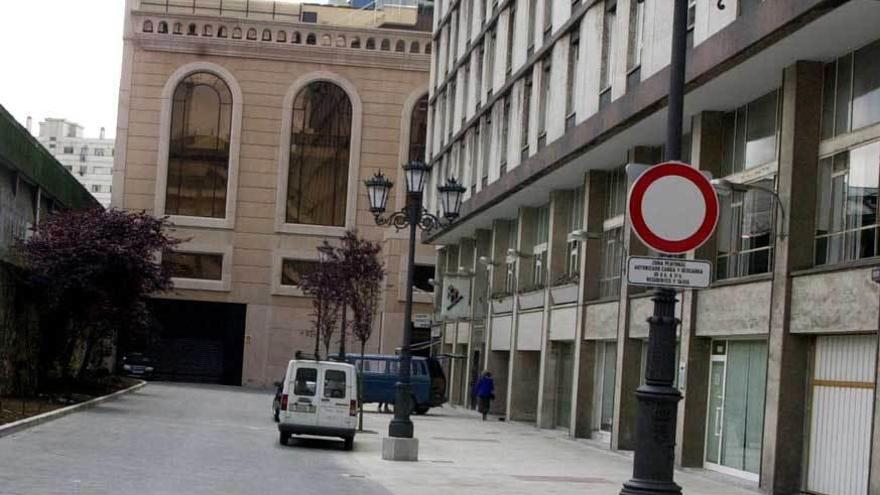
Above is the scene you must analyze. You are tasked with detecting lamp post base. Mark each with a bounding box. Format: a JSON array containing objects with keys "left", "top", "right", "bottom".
[
  {"left": 388, "top": 417, "right": 414, "bottom": 438},
  {"left": 381, "top": 436, "right": 419, "bottom": 461},
  {"left": 620, "top": 480, "right": 682, "bottom": 495}
]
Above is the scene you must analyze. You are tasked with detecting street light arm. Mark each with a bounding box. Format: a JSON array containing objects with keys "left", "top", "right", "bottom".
[{"left": 372, "top": 208, "right": 445, "bottom": 232}]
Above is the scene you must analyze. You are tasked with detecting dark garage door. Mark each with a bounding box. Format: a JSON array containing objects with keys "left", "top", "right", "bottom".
[{"left": 147, "top": 299, "right": 246, "bottom": 386}]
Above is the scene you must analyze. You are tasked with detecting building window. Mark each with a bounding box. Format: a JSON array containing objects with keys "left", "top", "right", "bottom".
[
  {"left": 542, "top": 0, "right": 553, "bottom": 38},
  {"left": 94, "top": 148, "right": 105, "bottom": 156},
  {"left": 381, "top": 39, "right": 391, "bottom": 51},
  {"left": 481, "top": 115, "right": 491, "bottom": 185},
  {"left": 715, "top": 178, "right": 776, "bottom": 280},
  {"left": 815, "top": 141, "right": 880, "bottom": 266},
  {"left": 143, "top": 20, "right": 154, "bottom": 33},
  {"left": 597, "top": 340, "right": 617, "bottom": 433},
  {"left": 247, "top": 28, "right": 257, "bottom": 40},
  {"left": 286, "top": 81, "right": 352, "bottom": 227},
  {"left": 532, "top": 205, "right": 550, "bottom": 288},
  {"left": 163, "top": 252, "right": 223, "bottom": 280},
  {"left": 599, "top": 167, "right": 626, "bottom": 298},
  {"left": 217, "top": 26, "right": 228, "bottom": 38},
  {"left": 232, "top": 27, "right": 242, "bottom": 39},
  {"left": 686, "top": 0, "right": 696, "bottom": 48},
  {"left": 277, "top": 31, "right": 287, "bottom": 42},
  {"left": 281, "top": 259, "right": 319, "bottom": 287},
  {"left": 462, "top": 64, "right": 470, "bottom": 125},
  {"left": 821, "top": 39, "right": 880, "bottom": 140},
  {"left": 302, "top": 11, "right": 318, "bottom": 23},
  {"left": 475, "top": 43, "right": 484, "bottom": 99},
  {"left": 538, "top": 59, "right": 551, "bottom": 143},
  {"left": 409, "top": 95, "right": 429, "bottom": 162},
  {"left": 63, "top": 146, "right": 74, "bottom": 154},
  {"left": 158, "top": 21, "right": 168, "bottom": 34},
  {"left": 720, "top": 90, "right": 780, "bottom": 175},
  {"left": 505, "top": 219, "right": 519, "bottom": 293},
  {"left": 566, "top": 186, "right": 585, "bottom": 279},
  {"left": 566, "top": 28, "right": 580, "bottom": 129},
  {"left": 600, "top": 2, "right": 616, "bottom": 104},
  {"left": 93, "top": 166, "right": 111, "bottom": 175},
  {"left": 471, "top": 127, "right": 480, "bottom": 192},
  {"left": 396, "top": 40, "right": 406, "bottom": 52},
  {"left": 165, "top": 72, "right": 233, "bottom": 219},
  {"left": 627, "top": 0, "right": 645, "bottom": 71},
  {"left": 486, "top": 30, "right": 496, "bottom": 96},
  {"left": 173, "top": 23, "right": 182, "bottom": 35},
  {"left": 203, "top": 25, "right": 213, "bottom": 36},
  {"left": 500, "top": 96, "right": 510, "bottom": 167},
  {"left": 410, "top": 41, "right": 419, "bottom": 53},
  {"left": 521, "top": 75, "right": 532, "bottom": 160},
  {"left": 413, "top": 264, "right": 436, "bottom": 292},
  {"left": 506, "top": 7, "right": 516, "bottom": 76}
]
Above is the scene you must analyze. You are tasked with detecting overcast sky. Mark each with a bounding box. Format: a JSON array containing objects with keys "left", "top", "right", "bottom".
[{"left": 0, "top": 0, "right": 124, "bottom": 139}]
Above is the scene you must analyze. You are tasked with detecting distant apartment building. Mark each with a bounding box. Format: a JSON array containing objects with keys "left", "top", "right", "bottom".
[
  {"left": 113, "top": 0, "right": 435, "bottom": 387},
  {"left": 36, "top": 118, "right": 115, "bottom": 207},
  {"left": 424, "top": 0, "right": 880, "bottom": 494}
]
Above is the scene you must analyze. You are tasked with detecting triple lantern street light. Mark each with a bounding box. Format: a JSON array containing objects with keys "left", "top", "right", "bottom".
[{"left": 364, "top": 160, "right": 464, "bottom": 443}]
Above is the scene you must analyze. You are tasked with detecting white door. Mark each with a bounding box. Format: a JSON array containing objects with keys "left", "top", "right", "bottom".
[
  {"left": 806, "top": 335, "right": 876, "bottom": 495},
  {"left": 317, "top": 366, "right": 353, "bottom": 429},
  {"left": 287, "top": 364, "right": 319, "bottom": 427}
]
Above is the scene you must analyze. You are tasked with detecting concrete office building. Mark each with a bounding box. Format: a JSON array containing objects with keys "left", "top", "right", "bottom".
[
  {"left": 113, "top": 0, "right": 436, "bottom": 387},
  {"left": 36, "top": 118, "right": 115, "bottom": 207},
  {"left": 423, "top": 0, "right": 880, "bottom": 493}
]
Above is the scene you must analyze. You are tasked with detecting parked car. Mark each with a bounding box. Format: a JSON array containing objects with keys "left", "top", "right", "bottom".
[
  {"left": 277, "top": 359, "right": 358, "bottom": 450},
  {"left": 341, "top": 354, "right": 447, "bottom": 415},
  {"left": 120, "top": 353, "right": 155, "bottom": 379}
]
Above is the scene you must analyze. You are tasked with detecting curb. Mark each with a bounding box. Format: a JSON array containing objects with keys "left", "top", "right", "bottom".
[{"left": 0, "top": 380, "right": 147, "bottom": 439}]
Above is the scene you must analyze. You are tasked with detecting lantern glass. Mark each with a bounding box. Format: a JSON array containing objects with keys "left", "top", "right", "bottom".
[
  {"left": 364, "top": 172, "right": 393, "bottom": 213},
  {"left": 403, "top": 160, "right": 431, "bottom": 194},
  {"left": 438, "top": 177, "right": 466, "bottom": 220}
]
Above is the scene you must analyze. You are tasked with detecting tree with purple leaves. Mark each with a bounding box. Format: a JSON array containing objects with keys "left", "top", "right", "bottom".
[
  {"left": 300, "top": 241, "right": 343, "bottom": 360},
  {"left": 16, "top": 208, "right": 179, "bottom": 383}
]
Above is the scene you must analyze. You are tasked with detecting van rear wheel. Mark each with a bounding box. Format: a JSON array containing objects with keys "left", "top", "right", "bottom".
[
  {"left": 414, "top": 405, "right": 430, "bottom": 415},
  {"left": 279, "top": 432, "right": 291, "bottom": 446}
]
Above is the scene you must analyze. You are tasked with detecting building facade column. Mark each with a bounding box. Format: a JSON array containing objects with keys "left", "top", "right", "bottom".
[{"left": 760, "top": 60, "right": 823, "bottom": 494}]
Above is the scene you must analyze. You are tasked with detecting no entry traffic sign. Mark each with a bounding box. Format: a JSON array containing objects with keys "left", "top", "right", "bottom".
[{"left": 628, "top": 162, "right": 719, "bottom": 254}]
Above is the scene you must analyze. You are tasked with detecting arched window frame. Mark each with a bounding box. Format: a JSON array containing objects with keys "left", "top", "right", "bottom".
[
  {"left": 143, "top": 20, "right": 154, "bottom": 33},
  {"left": 155, "top": 62, "right": 243, "bottom": 230},
  {"left": 395, "top": 86, "right": 429, "bottom": 212},
  {"left": 275, "top": 72, "right": 362, "bottom": 236}
]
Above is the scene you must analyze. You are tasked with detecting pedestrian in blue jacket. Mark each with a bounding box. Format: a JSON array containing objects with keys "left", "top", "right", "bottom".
[{"left": 474, "top": 371, "right": 495, "bottom": 421}]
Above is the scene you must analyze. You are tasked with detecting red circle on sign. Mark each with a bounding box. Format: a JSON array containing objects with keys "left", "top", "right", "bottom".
[{"left": 628, "top": 162, "right": 719, "bottom": 254}]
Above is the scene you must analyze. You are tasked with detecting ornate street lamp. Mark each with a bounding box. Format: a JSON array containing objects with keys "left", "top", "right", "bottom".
[{"left": 364, "top": 160, "right": 464, "bottom": 458}]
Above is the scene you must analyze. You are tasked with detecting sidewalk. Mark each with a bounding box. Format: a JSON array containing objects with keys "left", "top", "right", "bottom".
[{"left": 349, "top": 406, "right": 762, "bottom": 495}]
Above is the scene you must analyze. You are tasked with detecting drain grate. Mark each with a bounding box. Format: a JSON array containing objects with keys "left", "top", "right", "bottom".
[{"left": 513, "top": 475, "right": 611, "bottom": 484}]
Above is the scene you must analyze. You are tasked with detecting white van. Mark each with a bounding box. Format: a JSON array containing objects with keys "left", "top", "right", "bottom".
[{"left": 278, "top": 359, "right": 358, "bottom": 450}]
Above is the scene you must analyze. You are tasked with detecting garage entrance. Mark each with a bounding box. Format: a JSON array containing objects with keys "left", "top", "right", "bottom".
[{"left": 146, "top": 299, "right": 246, "bottom": 386}]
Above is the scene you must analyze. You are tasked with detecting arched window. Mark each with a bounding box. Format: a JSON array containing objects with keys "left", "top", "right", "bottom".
[
  {"left": 321, "top": 34, "right": 331, "bottom": 46},
  {"left": 380, "top": 39, "right": 390, "bottom": 51},
  {"left": 173, "top": 23, "right": 182, "bottom": 34},
  {"left": 409, "top": 95, "right": 429, "bottom": 161},
  {"left": 292, "top": 32, "right": 302, "bottom": 44},
  {"left": 350, "top": 37, "right": 361, "bottom": 48},
  {"left": 395, "top": 40, "right": 405, "bottom": 52},
  {"left": 166, "top": 72, "right": 233, "bottom": 219},
  {"left": 232, "top": 27, "right": 242, "bottom": 39},
  {"left": 286, "top": 82, "right": 352, "bottom": 226},
  {"left": 143, "top": 20, "right": 154, "bottom": 33},
  {"left": 365, "top": 38, "right": 376, "bottom": 50},
  {"left": 187, "top": 24, "right": 197, "bottom": 35},
  {"left": 203, "top": 25, "right": 213, "bottom": 36},
  {"left": 262, "top": 29, "right": 272, "bottom": 41},
  {"left": 336, "top": 35, "right": 346, "bottom": 47},
  {"left": 217, "top": 26, "right": 228, "bottom": 38},
  {"left": 247, "top": 28, "right": 257, "bottom": 40},
  {"left": 158, "top": 21, "right": 168, "bottom": 33},
  {"left": 277, "top": 31, "right": 287, "bottom": 42},
  {"left": 425, "top": 43, "right": 431, "bottom": 54},
  {"left": 306, "top": 33, "right": 316, "bottom": 45},
  {"left": 410, "top": 41, "right": 419, "bottom": 53}
]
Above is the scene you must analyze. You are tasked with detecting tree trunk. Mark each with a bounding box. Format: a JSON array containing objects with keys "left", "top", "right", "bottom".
[
  {"left": 314, "top": 301, "right": 322, "bottom": 360},
  {"left": 358, "top": 341, "right": 366, "bottom": 431},
  {"left": 338, "top": 305, "right": 347, "bottom": 359}
]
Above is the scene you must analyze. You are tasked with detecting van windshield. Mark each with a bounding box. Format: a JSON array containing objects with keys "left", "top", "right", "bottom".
[
  {"left": 293, "top": 367, "right": 317, "bottom": 396},
  {"left": 323, "top": 369, "right": 347, "bottom": 398}
]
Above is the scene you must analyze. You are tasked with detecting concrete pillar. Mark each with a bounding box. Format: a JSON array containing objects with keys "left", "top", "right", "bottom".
[
  {"left": 486, "top": 220, "right": 513, "bottom": 416},
  {"left": 675, "top": 111, "right": 726, "bottom": 467},
  {"left": 573, "top": 170, "right": 605, "bottom": 437},
  {"left": 760, "top": 61, "right": 823, "bottom": 494},
  {"left": 507, "top": 207, "right": 536, "bottom": 421},
  {"left": 458, "top": 237, "right": 477, "bottom": 408},
  {"left": 611, "top": 146, "right": 658, "bottom": 451},
  {"left": 538, "top": 190, "right": 574, "bottom": 428},
  {"left": 466, "top": 230, "right": 493, "bottom": 409}
]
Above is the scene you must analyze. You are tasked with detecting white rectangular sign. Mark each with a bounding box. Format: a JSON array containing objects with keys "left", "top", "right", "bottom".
[
  {"left": 413, "top": 314, "right": 432, "bottom": 328},
  {"left": 626, "top": 256, "right": 712, "bottom": 289}
]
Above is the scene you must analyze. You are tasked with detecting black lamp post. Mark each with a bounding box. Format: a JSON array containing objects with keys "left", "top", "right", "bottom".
[{"left": 364, "top": 160, "right": 465, "bottom": 440}]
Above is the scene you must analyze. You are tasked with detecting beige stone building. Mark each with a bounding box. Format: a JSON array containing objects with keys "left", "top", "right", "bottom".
[{"left": 112, "top": 0, "right": 435, "bottom": 387}]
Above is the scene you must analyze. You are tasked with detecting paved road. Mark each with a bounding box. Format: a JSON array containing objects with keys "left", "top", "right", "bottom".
[{"left": 0, "top": 383, "right": 391, "bottom": 495}]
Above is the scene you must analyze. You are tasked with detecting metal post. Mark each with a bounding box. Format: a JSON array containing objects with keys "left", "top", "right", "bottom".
[
  {"left": 389, "top": 193, "right": 419, "bottom": 438},
  {"left": 620, "top": 0, "right": 687, "bottom": 493}
]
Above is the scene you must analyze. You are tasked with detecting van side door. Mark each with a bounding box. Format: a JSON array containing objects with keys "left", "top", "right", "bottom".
[{"left": 317, "top": 366, "right": 354, "bottom": 429}]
